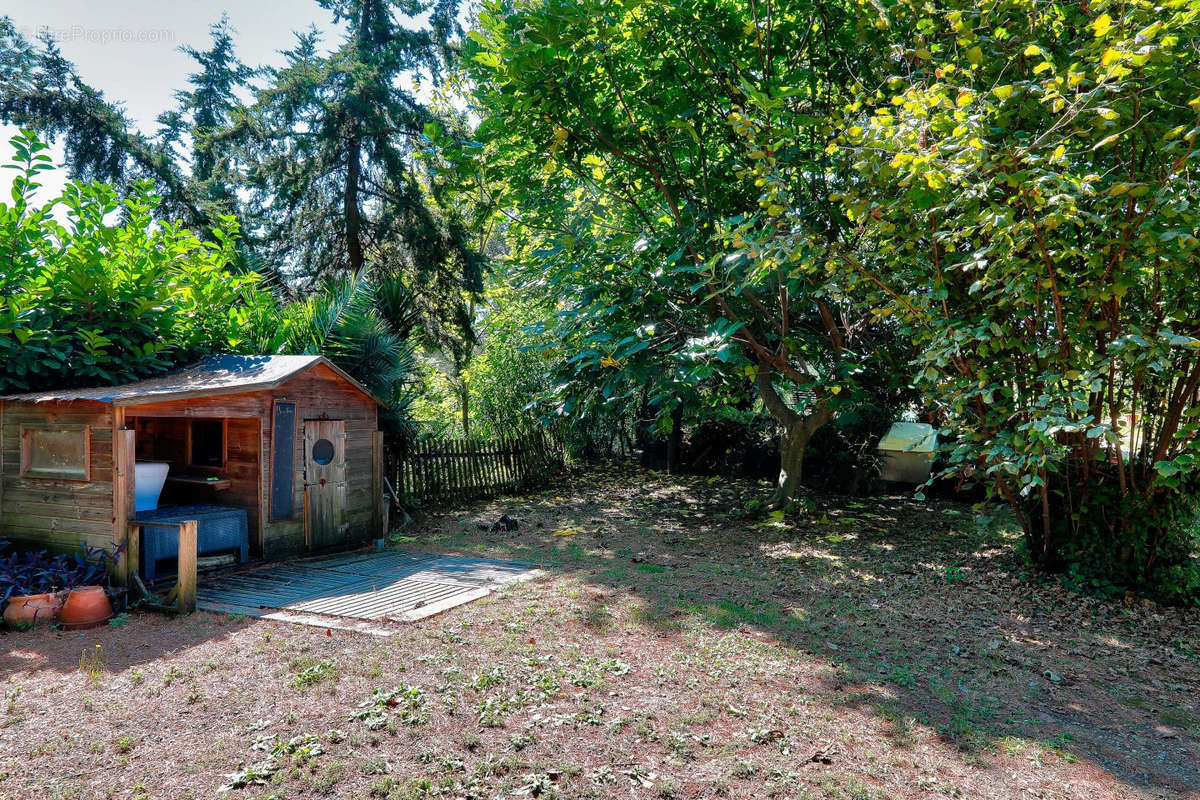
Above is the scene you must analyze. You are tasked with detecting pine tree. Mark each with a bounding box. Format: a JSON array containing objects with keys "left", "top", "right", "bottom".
[
  {"left": 0, "top": 18, "right": 205, "bottom": 226},
  {"left": 158, "top": 14, "right": 256, "bottom": 216},
  {"left": 241, "top": 0, "right": 480, "bottom": 292}
]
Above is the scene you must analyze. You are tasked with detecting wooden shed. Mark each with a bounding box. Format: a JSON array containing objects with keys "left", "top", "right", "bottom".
[{"left": 0, "top": 355, "right": 385, "bottom": 582}]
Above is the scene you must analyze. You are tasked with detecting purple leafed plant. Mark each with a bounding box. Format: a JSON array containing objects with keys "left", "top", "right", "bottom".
[{"left": 0, "top": 544, "right": 119, "bottom": 604}]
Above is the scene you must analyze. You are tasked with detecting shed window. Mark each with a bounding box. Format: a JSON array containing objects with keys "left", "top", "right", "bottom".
[
  {"left": 189, "top": 419, "right": 225, "bottom": 467},
  {"left": 20, "top": 425, "right": 90, "bottom": 481}
]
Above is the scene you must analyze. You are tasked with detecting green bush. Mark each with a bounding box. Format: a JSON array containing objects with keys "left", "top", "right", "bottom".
[
  {"left": 842, "top": 0, "right": 1200, "bottom": 601},
  {"left": 0, "top": 130, "right": 269, "bottom": 393}
]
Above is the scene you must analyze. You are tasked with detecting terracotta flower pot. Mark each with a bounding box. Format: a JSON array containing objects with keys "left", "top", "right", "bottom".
[
  {"left": 3, "top": 592, "right": 65, "bottom": 630},
  {"left": 58, "top": 586, "right": 113, "bottom": 631}
]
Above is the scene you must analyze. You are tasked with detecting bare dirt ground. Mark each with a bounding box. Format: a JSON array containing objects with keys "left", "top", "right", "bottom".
[{"left": 1, "top": 465, "right": 1198, "bottom": 800}]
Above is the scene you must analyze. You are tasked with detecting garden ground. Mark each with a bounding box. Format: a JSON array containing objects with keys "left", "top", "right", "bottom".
[{"left": 1, "top": 465, "right": 1197, "bottom": 799}]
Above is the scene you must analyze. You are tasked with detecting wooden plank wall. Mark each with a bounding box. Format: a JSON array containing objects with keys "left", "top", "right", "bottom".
[
  {"left": 129, "top": 364, "right": 379, "bottom": 559},
  {"left": 0, "top": 400, "right": 116, "bottom": 553},
  {"left": 391, "top": 432, "right": 563, "bottom": 504}
]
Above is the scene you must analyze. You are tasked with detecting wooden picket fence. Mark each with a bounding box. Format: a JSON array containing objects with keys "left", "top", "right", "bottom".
[{"left": 388, "top": 432, "right": 563, "bottom": 504}]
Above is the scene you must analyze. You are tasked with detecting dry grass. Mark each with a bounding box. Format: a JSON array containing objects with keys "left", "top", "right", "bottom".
[{"left": 0, "top": 465, "right": 1197, "bottom": 799}]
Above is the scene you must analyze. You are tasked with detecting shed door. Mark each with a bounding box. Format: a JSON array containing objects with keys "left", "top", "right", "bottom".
[{"left": 303, "top": 420, "right": 346, "bottom": 550}]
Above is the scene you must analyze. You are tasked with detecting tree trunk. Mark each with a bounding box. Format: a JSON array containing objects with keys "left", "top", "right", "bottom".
[
  {"left": 774, "top": 422, "right": 811, "bottom": 507},
  {"left": 666, "top": 404, "right": 683, "bottom": 473},
  {"left": 755, "top": 365, "right": 832, "bottom": 509},
  {"left": 459, "top": 381, "right": 470, "bottom": 437},
  {"left": 345, "top": 135, "right": 363, "bottom": 273}
]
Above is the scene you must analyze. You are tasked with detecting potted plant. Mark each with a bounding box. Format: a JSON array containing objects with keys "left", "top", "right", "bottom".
[
  {"left": 0, "top": 544, "right": 65, "bottom": 630},
  {"left": 1, "top": 543, "right": 121, "bottom": 631}
]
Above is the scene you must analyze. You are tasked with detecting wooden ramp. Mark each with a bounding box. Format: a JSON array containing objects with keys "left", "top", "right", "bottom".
[{"left": 197, "top": 550, "right": 540, "bottom": 635}]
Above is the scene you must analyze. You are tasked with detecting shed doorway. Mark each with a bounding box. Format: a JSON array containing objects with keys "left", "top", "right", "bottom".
[{"left": 304, "top": 419, "right": 346, "bottom": 550}]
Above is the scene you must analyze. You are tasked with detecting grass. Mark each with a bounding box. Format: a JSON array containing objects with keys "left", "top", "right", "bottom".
[{"left": 0, "top": 465, "right": 1196, "bottom": 799}]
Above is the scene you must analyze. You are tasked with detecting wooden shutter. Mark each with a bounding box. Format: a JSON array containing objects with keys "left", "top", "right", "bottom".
[{"left": 270, "top": 400, "right": 296, "bottom": 520}]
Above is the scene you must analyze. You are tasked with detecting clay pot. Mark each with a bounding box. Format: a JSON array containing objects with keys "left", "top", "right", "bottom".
[
  {"left": 58, "top": 586, "right": 113, "bottom": 631},
  {"left": 3, "top": 592, "right": 65, "bottom": 630}
]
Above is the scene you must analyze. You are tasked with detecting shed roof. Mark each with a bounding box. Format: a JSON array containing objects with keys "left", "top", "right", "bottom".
[{"left": 0, "top": 355, "right": 380, "bottom": 407}]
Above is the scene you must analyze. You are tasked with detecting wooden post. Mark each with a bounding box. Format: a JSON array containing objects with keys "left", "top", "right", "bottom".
[
  {"left": 457, "top": 439, "right": 467, "bottom": 498},
  {"left": 470, "top": 438, "right": 481, "bottom": 498},
  {"left": 457, "top": 439, "right": 466, "bottom": 498},
  {"left": 126, "top": 522, "right": 141, "bottom": 587},
  {"left": 113, "top": 418, "right": 137, "bottom": 586},
  {"left": 419, "top": 439, "right": 429, "bottom": 501},
  {"left": 492, "top": 439, "right": 503, "bottom": 495},
  {"left": 371, "top": 431, "right": 384, "bottom": 537},
  {"left": 516, "top": 435, "right": 529, "bottom": 487},
  {"left": 505, "top": 437, "right": 515, "bottom": 492},
  {"left": 406, "top": 445, "right": 413, "bottom": 500},
  {"left": 176, "top": 520, "right": 198, "bottom": 614},
  {"left": 400, "top": 447, "right": 408, "bottom": 500},
  {"left": 483, "top": 440, "right": 495, "bottom": 498}
]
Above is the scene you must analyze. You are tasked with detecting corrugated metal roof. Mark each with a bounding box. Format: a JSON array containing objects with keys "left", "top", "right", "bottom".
[{"left": 0, "top": 354, "right": 379, "bottom": 406}]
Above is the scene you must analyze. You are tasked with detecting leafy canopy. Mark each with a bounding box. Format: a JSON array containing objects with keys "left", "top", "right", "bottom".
[
  {"left": 466, "top": 0, "right": 900, "bottom": 498},
  {"left": 0, "top": 131, "right": 267, "bottom": 393},
  {"left": 841, "top": 0, "right": 1200, "bottom": 598}
]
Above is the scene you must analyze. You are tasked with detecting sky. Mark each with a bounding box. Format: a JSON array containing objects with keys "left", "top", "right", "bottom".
[{"left": 0, "top": 0, "right": 343, "bottom": 200}]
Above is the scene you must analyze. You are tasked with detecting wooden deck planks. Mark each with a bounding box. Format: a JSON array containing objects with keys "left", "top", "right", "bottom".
[{"left": 196, "top": 550, "right": 540, "bottom": 630}]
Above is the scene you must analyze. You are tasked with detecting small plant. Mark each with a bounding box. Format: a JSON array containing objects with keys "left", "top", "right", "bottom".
[
  {"left": 359, "top": 757, "right": 387, "bottom": 775},
  {"left": 219, "top": 757, "right": 279, "bottom": 792},
  {"left": 79, "top": 645, "right": 105, "bottom": 680},
  {"left": 369, "top": 776, "right": 398, "bottom": 797},
  {"left": 469, "top": 666, "right": 507, "bottom": 691},
  {"left": 747, "top": 727, "right": 783, "bottom": 745},
  {"left": 292, "top": 659, "right": 338, "bottom": 689},
  {"left": 515, "top": 773, "right": 554, "bottom": 797},
  {"left": 351, "top": 685, "right": 427, "bottom": 729},
  {"left": 477, "top": 695, "right": 513, "bottom": 728}
]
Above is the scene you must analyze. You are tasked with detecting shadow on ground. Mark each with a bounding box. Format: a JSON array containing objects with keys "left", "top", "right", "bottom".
[
  {"left": 411, "top": 464, "right": 1200, "bottom": 796},
  {"left": 0, "top": 609, "right": 253, "bottom": 675}
]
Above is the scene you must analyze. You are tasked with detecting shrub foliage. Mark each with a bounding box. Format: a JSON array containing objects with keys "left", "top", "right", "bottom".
[
  {"left": 0, "top": 131, "right": 266, "bottom": 393},
  {"left": 841, "top": 0, "right": 1200, "bottom": 600}
]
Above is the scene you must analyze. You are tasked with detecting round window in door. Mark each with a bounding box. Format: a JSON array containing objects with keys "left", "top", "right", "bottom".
[{"left": 311, "top": 438, "right": 335, "bottom": 465}]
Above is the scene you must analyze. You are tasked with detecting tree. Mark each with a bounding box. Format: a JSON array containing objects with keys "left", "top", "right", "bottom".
[
  {"left": 842, "top": 0, "right": 1200, "bottom": 600},
  {"left": 414, "top": 101, "right": 509, "bottom": 437},
  {"left": 468, "top": 0, "right": 889, "bottom": 504},
  {"left": 157, "top": 14, "right": 257, "bottom": 218},
  {"left": 0, "top": 131, "right": 268, "bottom": 393},
  {"left": 250, "top": 270, "right": 422, "bottom": 442},
  {"left": 0, "top": 19, "right": 210, "bottom": 228},
  {"left": 240, "top": 0, "right": 481, "bottom": 290}
]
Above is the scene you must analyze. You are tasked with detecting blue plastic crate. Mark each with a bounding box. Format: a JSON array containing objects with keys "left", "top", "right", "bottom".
[{"left": 134, "top": 504, "right": 249, "bottom": 584}]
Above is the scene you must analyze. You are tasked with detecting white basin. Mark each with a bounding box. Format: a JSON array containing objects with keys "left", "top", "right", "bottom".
[{"left": 134, "top": 462, "right": 170, "bottom": 512}]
